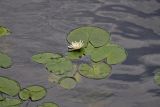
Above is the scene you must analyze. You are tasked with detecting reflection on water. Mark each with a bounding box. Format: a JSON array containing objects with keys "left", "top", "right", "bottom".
[{"left": 0, "top": 0, "right": 160, "bottom": 107}]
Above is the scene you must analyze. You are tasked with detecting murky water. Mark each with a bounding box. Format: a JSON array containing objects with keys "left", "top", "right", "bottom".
[{"left": 0, "top": 0, "right": 160, "bottom": 107}]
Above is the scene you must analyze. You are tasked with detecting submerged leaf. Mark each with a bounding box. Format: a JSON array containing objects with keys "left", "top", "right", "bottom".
[
  {"left": 38, "top": 102, "right": 59, "bottom": 107},
  {"left": 45, "top": 58, "right": 72, "bottom": 75},
  {"left": 0, "top": 53, "right": 12, "bottom": 68},
  {"left": 79, "top": 63, "right": 111, "bottom": 79},
  {"left": 59, "top": 77, "right": 77, "bottom": 89},
  {"left": 0, "top": 26, "right": 11, "bottom": 37},
  {"left": 0, "top": 76, "right": 20, "bottom": 96},
  {"left": 32, "top": 53, "right": 62, "bottom": 64}
]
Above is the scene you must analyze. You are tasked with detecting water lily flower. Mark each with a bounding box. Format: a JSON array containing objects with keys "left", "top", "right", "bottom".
[{"left": 68, "top": 40, "right": 84, "bottom": 50}]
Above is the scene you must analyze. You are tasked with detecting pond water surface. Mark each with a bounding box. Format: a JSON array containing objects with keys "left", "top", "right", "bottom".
[{"left": 0, "top": 0, "right": 160, "bottom": 107}]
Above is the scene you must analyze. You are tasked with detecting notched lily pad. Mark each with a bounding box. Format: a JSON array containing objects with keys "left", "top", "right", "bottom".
[
  {"left": 67, "top": 26, "right": 110, "bottom": 48},
  {"left": 59, "top": 77, "right": 77, "bottom": 89},
  {"left": 45, "top": 58, "right": 73, "bottom": 75},
  {"left": 0, "top": 26, "right": 11, "bottom": 37},
  {"left": 38, "top": 102, "right": 59, "bottom": 107},
  {"left": 105, "top": 45, "right": 127, "bottom": 64},
  {"left": 19, "top": 86, "right": 46, "bottom": 101},
  {"left": 88, "top": 27, "right": 110, "bottom": 47},
  {"left": 79, "top": 63, "right": 111, "bottom": 79},
  {"left": 154, "top": 69, "right": 160, "bottom": 86},
  {"left": 0, "top": 76, "right": 20, "bottom": 96},
  {"left": 19, "top": 89, "right": 30, "bottom": 101},
  {"left": 0, "top": 98, "right": 22, "bottom": 107},
  {"left": 32, "top": 53, "right": 62, "bottom": 64},
  {"left": 0, "top": 53, "right": 12, "bottom": 68}
]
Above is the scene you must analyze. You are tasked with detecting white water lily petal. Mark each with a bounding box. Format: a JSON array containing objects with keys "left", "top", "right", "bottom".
[{"left": 68, "top": 40, "right": 84, "bottom": 50}]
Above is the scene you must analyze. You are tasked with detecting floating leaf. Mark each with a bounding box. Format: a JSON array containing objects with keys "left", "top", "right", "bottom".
[
  {"left": 79, "top": 63, "right": 111, "bottom": 79},
  {"left": 105, "top": 45, "right": 127, "bottom": 64},
  {"left": 46, "top": 58, "right": 72, "bottom": 75},
  {"left": 59, "top": 77, "right": 77, "bottom": 89},
  {"left": 0, "top": 76, "right": 20, "bottom": 96},
  {"left": 67, "top": 27, "right": 91, "bottom": 47},
  {"left": 154, "top": 69, "right": 160, "bottom": 86},
  {"left": 19, "top": 86, "right": 46, "bottom": 101},
  {"left": 0, "top": 53, "right": 12, "bottom": 68},
  {"left": 67, "top": 26, "right": 110, "bottom": 48},
  {"left": 0, "top": 98, "right": 22, "bottom": 107},
  {"left": 66, "top": 49, "right": 84, "bottom": 60},
  {"left": 38, "top": 102, "right": 59, "bottom": 107},
  {"left": 32, "top": 53, "right": 62, "bottom": 64},
  {"left": 88, "top": 27, "right": 110, "bottom": 47},
  {"left": 0, "top": 26, "right": 11, "bottom": 37},
  {"left": 19, "top": 89, "right": 30, "bottom": 101}
]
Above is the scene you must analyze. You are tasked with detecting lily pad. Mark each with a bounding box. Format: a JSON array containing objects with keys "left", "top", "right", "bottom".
[
  {"left": 19, "top": 86, "right": 46, "bottom": 101},
  {"left": 88, "top": 27, "right": 110, "bottom": 47},
  {"left": 79, "top": 63, "right": 111, "bottom": 79},
  {"left": 19, "top": 89, "right": 30, "bottom": 101},
  {"left": 0, "top": 98, "right": 22, "bottom": 107},
  {"left": 32, "top": 53, "right": 62, "bottom": 64},
  {"left": 84, "top": 43, "right": 108, "bottom": 62},
  {"left": 59, "top": 77, "right": 77, "bottom": 89},
  {"left": 84, "top": 43, "right": 127, "bottom": 63},
  {"left": 67, "top": 26, "right": 110, "bottom": 47},
  {"left": 66, "top": 49, "right": 84, "bottom": 60},
  {"left": 38, "top": 102, "right": 59, "bottom": 107},
  {"left": 154, "top": 69, "right": 160, "bottom": 86},
  {"left": 0, "top": 26, "right": 11, "bottom": 37},
  {"left": 0, "top": 76, "right": 20, "bottom": 96},
  {"left": 105, "top": 45, "right": 127, "bottom": 64},
  {"left": 67, "top": 27, "right": 91, "bottom": 47},
  {"left": 45, "top": 58, "right": 73, "bottom": 75},
  {"left": 0, "top": 53, "right": 12, "bottom": 68},
  {"left": 74, "top": 72, "right": 82, "bottom": 82}
]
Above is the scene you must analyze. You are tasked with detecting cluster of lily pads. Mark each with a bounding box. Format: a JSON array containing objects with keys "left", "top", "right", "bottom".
[
  {"left": 32, "top": 26, "right": 128, "bottom": 89},
  {"left": 0, "top": 76, "right": 59, "bottom": 107}
]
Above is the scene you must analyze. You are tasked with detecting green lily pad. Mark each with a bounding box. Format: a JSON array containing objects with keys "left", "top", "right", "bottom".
[
  {"left": 154, "top": 69, "right": 160, "bottom": 86},
  {"left": 45, "top": 58, "right": 73, "bottom": 75},
  {"left": 0, "top": 26, "right": 11, "bottom": 37},
  {"left": 66, "top": 49, "right": 84, "bottom": 60},
  {"left": 67, "top": 26, "right": 110, "bottom": 47},
  {"left": 0, "top": 98, "right": 22, "bottom": 107},
  {"left": 19, "top": 86, "right": 46, "bottom": 101},
  {"left": 84, "top": 43, "right": 108, "bottom": 62},
  {"left": 79, "top": 63, "right": 111, "bottom": 79},
  {"left": 0, "top": 53, "right": 12, "bottom": 68},
  {"left": 105, "top": 45, "right": 127, "bottom": 64},
  {"left": 0, "top": 76, "right": 20, "bottom": 96},
  {"left": 38, "top": 102, "right": 59, "bottom": 107},
  {"left": 88, "top": 27, "right": 110, "bottom": 47},
  {"left": 19, "top": 89, "right": 30, "bottom": 101},
  {"left": 84, "top": 43, "right": 127, "bottom": 63},
  {"left": 67, "top": 27, "right": 91, "bottom": 47},
  {"left": 59, "top": 77, "right": 77, "bottom": 89},
  {"left": 32, "top": 53, "right": 62, "bottom": 64}
]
